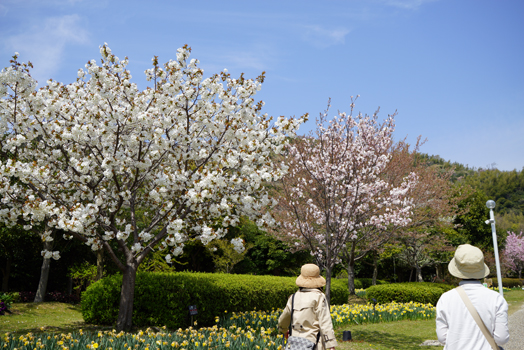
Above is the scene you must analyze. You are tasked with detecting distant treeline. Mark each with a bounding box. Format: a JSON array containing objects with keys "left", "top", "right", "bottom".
[{"left": 417, "top": 153, "right": 524, "bottom": 215}]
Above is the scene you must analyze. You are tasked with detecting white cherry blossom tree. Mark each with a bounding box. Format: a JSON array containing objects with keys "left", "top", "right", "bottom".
[
  {"left": 273, "top": 99, "right": 417, "bottom": 302},
  {"left": 0, "top": 46, "right": 305, "bottom": 330}
]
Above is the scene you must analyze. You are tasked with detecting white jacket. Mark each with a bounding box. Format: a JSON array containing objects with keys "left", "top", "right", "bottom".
[{"left": 436, "top": 280, "right": 509, "bottom": 349}]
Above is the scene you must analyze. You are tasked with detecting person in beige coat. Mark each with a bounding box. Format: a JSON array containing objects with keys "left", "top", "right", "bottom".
[{"left": 278, "top": 264, "right": 338, "bottom": 350}]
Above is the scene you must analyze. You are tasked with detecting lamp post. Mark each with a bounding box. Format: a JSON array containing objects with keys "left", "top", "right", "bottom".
[{"left": 485, "top": 200, "right": 503, "bottom": 296}]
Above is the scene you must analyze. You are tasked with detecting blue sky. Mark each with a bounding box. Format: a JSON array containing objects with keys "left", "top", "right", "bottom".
[{"left": 1, "top": 0, "right": 523, "bottom": 171}]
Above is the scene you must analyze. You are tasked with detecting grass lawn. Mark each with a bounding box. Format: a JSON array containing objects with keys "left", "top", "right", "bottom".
[
  {"left": 334, "top": 288, "right": 524, "bottom": 350},
  {"left": 334, "top": 319, "right": 442, "bottom": 350},
  {"left": 1, "top": 302, "right": 88, "bottom": 334},
  {"left": 502, "top": 288, "right": 524, "bottom": 315}
]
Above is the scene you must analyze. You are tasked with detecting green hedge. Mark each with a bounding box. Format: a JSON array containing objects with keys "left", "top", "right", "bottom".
[
  {"left": 81, "top": 272, "right": 349, "bottom": 329},
  {"left": 366, "top": 282, "right": 454, "bottom": 306},
  {"left": 333, "top": 278, "right": 388, "bottom": 290},
  {"left": 492, "top": 278, "right": 523, "bottom": 288},
  {"left": 357, "top": 278, "right": 388, "bottom": 289}
]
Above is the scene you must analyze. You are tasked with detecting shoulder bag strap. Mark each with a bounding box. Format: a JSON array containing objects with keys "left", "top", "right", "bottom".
[
  {"left": 312, "top": 332, "right": 321, "bottom": 350},
  {"left": 288, "top": 293, "right": 295, "bottom": 336},
  {"left": 456, "top": 286, "right": 499, "bottom": 350}
]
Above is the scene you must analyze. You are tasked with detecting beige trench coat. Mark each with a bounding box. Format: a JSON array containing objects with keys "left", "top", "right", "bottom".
[{"left": 278, "top": 288, "right": 338, "bottom": 349}]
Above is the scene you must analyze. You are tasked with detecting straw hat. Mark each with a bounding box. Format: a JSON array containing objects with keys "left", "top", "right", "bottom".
[
  {"left": 448, "top": 244, "right": 490, "bottom": 279},
  {"left": 296, "top": 264, "right": 326, "bottom": 288}
]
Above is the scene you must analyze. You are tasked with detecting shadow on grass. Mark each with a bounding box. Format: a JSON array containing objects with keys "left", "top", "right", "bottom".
[{"left": 353, "top": 329, "right": 428, "bottom": 349}]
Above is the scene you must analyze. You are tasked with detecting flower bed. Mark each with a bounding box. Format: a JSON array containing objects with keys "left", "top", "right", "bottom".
[{"left": 0, "top": 301, "right": 437, "bottom": 349}]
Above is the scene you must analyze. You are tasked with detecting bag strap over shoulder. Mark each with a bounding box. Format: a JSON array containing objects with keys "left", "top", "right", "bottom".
[{"left": 456, "top": 286, "right": 499, "bottom": 350}]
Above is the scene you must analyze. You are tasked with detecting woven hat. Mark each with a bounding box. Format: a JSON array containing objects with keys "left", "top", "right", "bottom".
[
  {"left": 448, "top": 244, "right": 490, "bottom": 279},
  {"left": 296, "top": 264, "right": 326, "bottom": 288}
]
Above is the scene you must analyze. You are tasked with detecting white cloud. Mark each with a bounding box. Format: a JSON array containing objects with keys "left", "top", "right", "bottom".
[
  {"left": 382, "top": 0, "right": 438, "bottom": 10},
  {"left": 3, "top": 14, "right": 90, "bottom": 85},
  {"left": 199, "top": 43, "right": 278, "bottom": 74},
  {"left": 300, "top": 25, "right": 351, "bottom": 49},
  {"left": 0, "top": 3, "right": 8, "bottom": 16}
]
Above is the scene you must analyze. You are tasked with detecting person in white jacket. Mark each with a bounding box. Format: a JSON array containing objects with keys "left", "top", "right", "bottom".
[
  {"left": 278, "top": 264, "right": 338, "bottom": 350},
  {"left": 436, "top": 244, "right": 509, "bottom": 349}
]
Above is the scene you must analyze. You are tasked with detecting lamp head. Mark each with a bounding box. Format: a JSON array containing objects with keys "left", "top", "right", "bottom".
[{"left": 486, "top": 200, "right": 496, "bottom": 209}]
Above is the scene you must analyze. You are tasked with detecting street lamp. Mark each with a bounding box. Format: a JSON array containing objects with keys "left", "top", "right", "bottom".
[{"left": 485, "top": 200, "right": 503, "bottom": 296}]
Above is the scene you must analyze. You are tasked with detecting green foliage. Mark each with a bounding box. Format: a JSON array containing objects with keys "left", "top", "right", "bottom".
[
  {"left": 167, "top": 216, "right": 310, "bottom": 276},
  {"left": 69, "top": 262, "right": 98, "bottom": 296},
  {"left": 358, "top": 278, "right": 388, "bottom": 289},
  {"left": 0, "top": 291, "right": 15, "bottom": 309},
  {"left": 335, "top": 269, "right": 348, "bottom": 279},
  {"left": 137, "top": 246, "right": 174, "bottom": 273},
  {"left": 460, "top": 168, "right": 524, "bottom": 214},
  {"left": 332, "top": 274, "right": 363, "bottom": 289},
  {"left": 366, "top": 282, "right": 454, "bottom": 306},
  {"left": 81, "top": 272, "right": 349, "bottom": 328},
  {"left": 496, "top": 211, "right": 524, "bottom": 236},
  {"left": 453, "top": 190, "right": 494, "bottom": 250},
  {"left": 207, "top": 239, "right": 251, "bottom": 273},
  {"left": 333, "top": 277, "right": 388, "bottom": 289},
  {"left": 231, "top": 217, "right": 311, "bottom": 276},
  {"left": 492, "top": 277, "right": 523, "bottom": 288},
  {"left": 81, "top": 274, "right": 122, "bottom": 325},
  {"left": 415, "top": 153, "right": 478, "bottom": 181}
]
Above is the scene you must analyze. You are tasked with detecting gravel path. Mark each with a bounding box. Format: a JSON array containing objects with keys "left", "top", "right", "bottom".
[{"left": 505, "top": 302, "right": 524, "bottom": 350}]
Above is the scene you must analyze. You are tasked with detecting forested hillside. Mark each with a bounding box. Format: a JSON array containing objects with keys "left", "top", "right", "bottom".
[
  {"left": 418, "top": 154, "right": 524, "bottom": 214},
  {"left": 417, "top": 154, "right": 524, "bottom": 237}
]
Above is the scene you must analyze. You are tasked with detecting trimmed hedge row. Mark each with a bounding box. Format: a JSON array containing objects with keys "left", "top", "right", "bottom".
[
  {"left": 491, "top": 278, "right": 523, "bottom": 288},
  {"left": 366, "top": 282, "right": 454, "bottom": 306},
  {"left": 356, "top": 278, "right": 388, "bottom": 289},
  {"left": 81, "top": 272, "right": 349, "bottom": 329}
]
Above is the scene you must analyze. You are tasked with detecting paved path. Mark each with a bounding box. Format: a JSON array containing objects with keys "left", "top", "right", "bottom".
[{"left": 505, "top": 301, "right": 524, "bottom": 350}]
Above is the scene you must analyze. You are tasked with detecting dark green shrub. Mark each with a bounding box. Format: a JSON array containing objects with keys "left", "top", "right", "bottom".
[
  {"left": 366, "top": 282, "right": 454, "bottom": 306},
  {"left": 335, "top": 278, "right": 362, "bottom": 289},
  {"left": 334, "top": 278, "right": 387, "bottom": 290},
  {"left": 492, "top": 278, "right": 523, "bottom": 288},
  {"left": 0, "top": 292, "right": 15, "bottom": 313},
  {"left": 82, "top": 272, "right": 349, "bottom": 328},
  {"left": 81, "top": 274, "right": 122, "bottom": 325},
  {"left": 357, "top": 278, "right": 388, "bottom": 289}
]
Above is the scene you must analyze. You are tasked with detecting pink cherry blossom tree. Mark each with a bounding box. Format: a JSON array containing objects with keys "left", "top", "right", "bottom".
[
  {"left": 0, "top": 46, "right": 305, "bottom": 330},
  {"left": 273, "top": 98, "right": 417, "bottom": 302},
  {"left": 503, "top": 231, "right": 524, "bottom": 279}
]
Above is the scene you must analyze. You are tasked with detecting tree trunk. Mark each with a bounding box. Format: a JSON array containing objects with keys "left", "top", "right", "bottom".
[
  {"left": 416, "top": 266, "right": 423, "bottom": 282},
  {"left": 96, "top": 250, "right": 104, "bottom": 281},
  {"left": 116, "top": 262, "right": 138, "bottom": 331},
  {"left": 435, "top": 264, "right": 442, "bottom": 281},
  {"left": 393, "top": 257, "right": 397, "bottom": 283},
  {"left": 67, "top": 276, "right": 73, "bottom": 295},
  {"left": 324, "top": 265, "right": 332, "bottom": 306},
  {"left": 347, "top": 262, "right": 356, "bottom": 296},
  {"left": 346, "top": 241, "right": 357, "bottom": 295},
  {"left": 34, "top": 241, "right": 52, "bottom": 303},
  {"left": 1, "top": 258, "right": 11, "bottom": 292},
  {"left": 372, "top": 253, "right": 378, "bottom": 286}
]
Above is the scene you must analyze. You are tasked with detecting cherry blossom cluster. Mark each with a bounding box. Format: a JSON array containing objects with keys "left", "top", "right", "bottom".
[
  {"left": 0, "top": 44, "right": 305, "bottom": 266},
  {"left": 503, "top": 231, "right": 524, "bottom": 278},
  {"left": 274, "top": 98, "right": 417, "bottom": 290}
]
